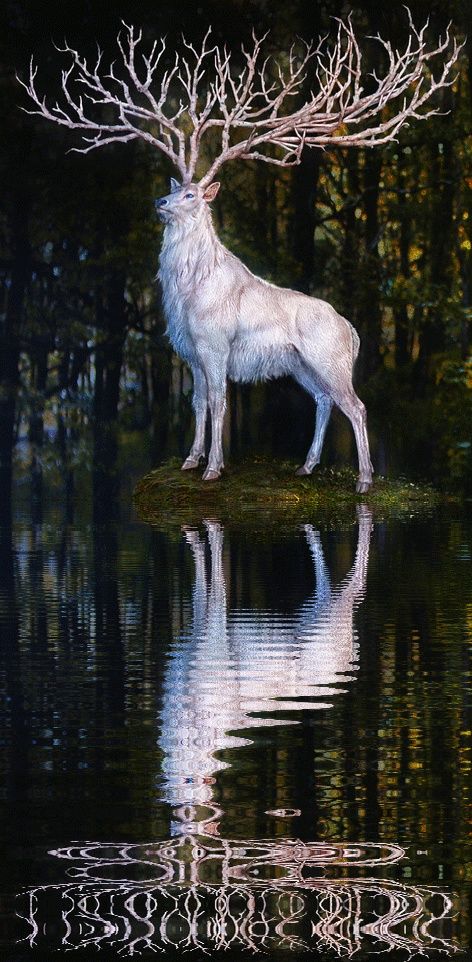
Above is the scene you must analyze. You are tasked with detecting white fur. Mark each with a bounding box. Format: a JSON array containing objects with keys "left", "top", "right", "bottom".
[{"left": 157, "top": 182, "right": 373, "bottom": 491}]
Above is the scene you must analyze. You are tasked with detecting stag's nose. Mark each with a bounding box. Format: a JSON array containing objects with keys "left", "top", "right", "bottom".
[{"left": 156, "top": 197, "right": 168, "bottom": 208}]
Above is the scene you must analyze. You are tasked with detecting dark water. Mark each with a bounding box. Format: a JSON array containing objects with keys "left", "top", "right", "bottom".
[{"left": 0, "top": 500, "right": 471, "bottom": 960}]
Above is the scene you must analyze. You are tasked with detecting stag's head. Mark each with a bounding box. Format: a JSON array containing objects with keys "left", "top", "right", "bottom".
[{"left": 155, "top": 178, "right": 220, "bottom": 224}]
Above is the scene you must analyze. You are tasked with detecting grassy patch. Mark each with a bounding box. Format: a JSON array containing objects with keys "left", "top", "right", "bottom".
[{"left": 133, "top": 457, "right": 441, "bottom": 530}]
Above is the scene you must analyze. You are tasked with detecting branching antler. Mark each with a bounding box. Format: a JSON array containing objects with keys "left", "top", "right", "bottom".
[{"left": 17, "top": 11, "right": 463, "bottom": 186}]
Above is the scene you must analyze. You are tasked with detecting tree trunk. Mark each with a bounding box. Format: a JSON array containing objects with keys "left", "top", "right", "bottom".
[
  {"left": 255, "top": 163, "right": 270, "bottom": 251},
  {"left": 416, "top": 136, "right": 455, "bottom": 383},
  {"left": 150, "top": 332, "right": 172, "bottom": 462},
  {"left": 458, "top": 246, "right": 471, "bottom": 360},
  {"left": 0, "top": 193, "right": 30, "bottom": 521},
  {"left": 395, "top": 153, "right": 412, "bottom": 368},
  {"left": 341, "top": 153, "right": 361, "bottom": 326},
  {"left": 28, "top": 343, "right": 48, "bottom": 521},
  {"left": 360, "top": 151, "right": 383, "bottom": 377},
  {"left": 291, "top": 147, "right": 320, "bottom": 293},
  {"left": 268, "top": 175, "right": 278, "bottom": 265},
  {"left": 92, "top": 274, "right": 127, "bottom": 520}
]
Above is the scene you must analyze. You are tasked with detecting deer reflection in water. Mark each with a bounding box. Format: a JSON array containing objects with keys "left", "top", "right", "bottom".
[
  {"left": 15, "top": 511, "right": 464, "bottom": 958},
  {"left": 160, "top": 507, "right": 372, "bottom": 812}
]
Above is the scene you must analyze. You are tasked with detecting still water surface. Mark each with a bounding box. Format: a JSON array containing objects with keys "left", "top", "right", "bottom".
[{"left": 0, "top": 502, "right": 471, "bottom": 959}]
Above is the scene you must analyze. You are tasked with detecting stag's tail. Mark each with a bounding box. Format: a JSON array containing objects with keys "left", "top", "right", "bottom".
[
  {"left": 350, "top": 323, "right": 361, "bottom": 366},
  {"left": 344, "top": 318, "right": 360, "bottom": 369}
]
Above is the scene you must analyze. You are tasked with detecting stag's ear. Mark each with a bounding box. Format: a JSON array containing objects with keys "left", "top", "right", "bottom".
[
  {"left": 170, "top": 177, "right": 181, "bottom": 192},
  {"left": 203, "top": 182, "right": 221, "bottom": 202}
]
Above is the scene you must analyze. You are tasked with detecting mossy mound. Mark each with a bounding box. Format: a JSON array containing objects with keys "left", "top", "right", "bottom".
[{"left": 133, "top": 457, "right": 441, "bottom": 530}]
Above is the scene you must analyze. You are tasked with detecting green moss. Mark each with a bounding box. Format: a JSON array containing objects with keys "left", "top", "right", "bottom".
[{"left": 133, "top": 457, "right": 442, "bottom": 530}]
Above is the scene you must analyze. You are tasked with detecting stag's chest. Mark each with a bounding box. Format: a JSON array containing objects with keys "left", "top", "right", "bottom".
[
  {"left": 158, "top": 233, "right": 231, "bottom": 363},
  {"left": 158, "top": 251, "right": 199, "bottom": 365}
]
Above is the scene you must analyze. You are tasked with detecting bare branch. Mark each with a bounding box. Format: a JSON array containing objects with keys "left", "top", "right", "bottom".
[{"left": 17, "top": 11, "right": 463, "bottom": 185}]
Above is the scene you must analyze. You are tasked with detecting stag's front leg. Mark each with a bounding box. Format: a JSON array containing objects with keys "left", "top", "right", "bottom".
[
  {"left": 198, "top": 352, "right": 228, "bottom": 481},
  {"left": 182, "top": 364, "right": 208, "bottom": 470},
  {"left": 182, "top": 526, "right": 208, "bottom": 630},
  {"left": 204, "top": 520, "right": 226, "bottom": 611}
]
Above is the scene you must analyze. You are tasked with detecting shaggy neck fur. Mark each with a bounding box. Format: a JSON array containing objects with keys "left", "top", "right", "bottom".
[{"left": 158, "top": 205, "right": 227, "bottom": 290}]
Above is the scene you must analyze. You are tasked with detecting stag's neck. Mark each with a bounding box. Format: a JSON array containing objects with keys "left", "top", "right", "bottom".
[{"left": 159, "top": 207, "right": 226, "bottom": 288}]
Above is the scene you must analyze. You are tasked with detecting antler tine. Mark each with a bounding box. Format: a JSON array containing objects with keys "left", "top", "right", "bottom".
[
  {"left": 18, "top": 9, "right": 462, "bottom": 184},
  {"left": 18, "top": 26, "right": 192, "bottom": 180}
]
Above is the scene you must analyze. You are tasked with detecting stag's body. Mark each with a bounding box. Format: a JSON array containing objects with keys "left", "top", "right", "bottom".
[{"left": 158, "top": 182, "right": 373, "bottom": 491}]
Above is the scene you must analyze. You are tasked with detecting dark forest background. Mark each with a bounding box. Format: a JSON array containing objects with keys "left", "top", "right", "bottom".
[{"left": 1, "top": 0, "right": 471, "bottom": 519}]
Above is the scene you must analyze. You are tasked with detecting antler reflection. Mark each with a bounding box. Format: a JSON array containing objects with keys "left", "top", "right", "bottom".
[{"left": 17, "top": 836, "right": 461, "bottom": 957}]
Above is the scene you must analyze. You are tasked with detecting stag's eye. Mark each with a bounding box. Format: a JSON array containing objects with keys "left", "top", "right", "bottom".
[{"left": 185, "top": 192, "right": 195, "bottom": 199}]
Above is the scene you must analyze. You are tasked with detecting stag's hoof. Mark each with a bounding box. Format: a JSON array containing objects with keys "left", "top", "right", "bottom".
[
  {"left": 181, "top": 457, "right": 201, "bottom": 471},
  {"left": 356, "top": 479, "right": 372, "bottom": 494},
  {"left": 181, "top": 526, "right": 201, "bottom": 545},
  {"left": 204, "top": 519, "right": 223, "bottom": 534},
  {"left": 202, "top": 467, "right": 221, "bottom": 481},
  {"left": 295, "top": 465, "right": 311, "bottom": 477}
]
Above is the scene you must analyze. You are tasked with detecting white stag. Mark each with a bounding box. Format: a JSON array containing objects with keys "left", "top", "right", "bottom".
[{"left": 19, "top": 16, "right": 460, "bottom": 491}]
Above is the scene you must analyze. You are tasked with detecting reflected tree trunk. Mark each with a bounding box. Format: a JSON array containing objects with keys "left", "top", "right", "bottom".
[
  {"left": 0, "top": 520, "right": 28, "bottom": 810},
  {"left": 92, "top": 525, "right": 125, "bottom": 779}
]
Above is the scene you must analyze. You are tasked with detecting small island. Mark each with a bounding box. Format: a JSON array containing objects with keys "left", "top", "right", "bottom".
[{"left": 134, "top": 458, "right": 441, "bottom": 529}]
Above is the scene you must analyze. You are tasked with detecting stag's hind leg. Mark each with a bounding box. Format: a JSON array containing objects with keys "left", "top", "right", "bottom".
[
  {"left": 293, "top": 366, "right": 333, "bottom": 476},
  {"left": 332, "top": 387, "right": 373, "bottom": 493},
  {"left": 295, "top": 351, "right": 373, "bottom": 491}
]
